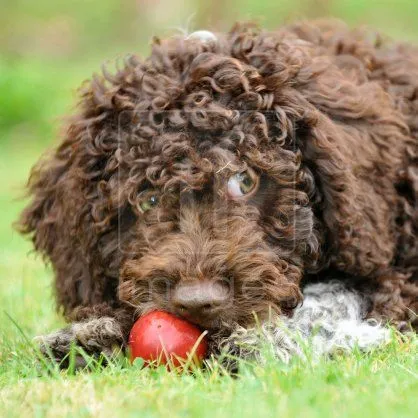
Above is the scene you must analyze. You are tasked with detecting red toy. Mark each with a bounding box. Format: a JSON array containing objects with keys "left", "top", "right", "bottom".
[{"left": 129, "top": 311, "right": 208, "bottom": 368}]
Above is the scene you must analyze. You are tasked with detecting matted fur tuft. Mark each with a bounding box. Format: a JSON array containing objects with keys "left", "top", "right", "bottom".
[{"left": 212, "top": 281, "right": 391, "bottom": 365}]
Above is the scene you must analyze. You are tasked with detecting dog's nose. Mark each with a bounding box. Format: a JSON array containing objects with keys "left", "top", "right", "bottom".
[{"left": 171, "top": 280, "right": 229, "bottom": 327}]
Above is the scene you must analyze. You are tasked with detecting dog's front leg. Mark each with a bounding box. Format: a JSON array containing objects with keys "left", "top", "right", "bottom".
[{"left": 35, "top": 306, "right": 135, "bottom": 368}]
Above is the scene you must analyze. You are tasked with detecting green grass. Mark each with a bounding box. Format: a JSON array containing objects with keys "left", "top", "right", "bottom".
[{"left": 1, "top": 341, "right": 417, "bottom": 418}]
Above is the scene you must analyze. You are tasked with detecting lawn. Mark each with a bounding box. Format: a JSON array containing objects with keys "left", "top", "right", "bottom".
[{"left": 1, "top": 1, "right": 418, "bottom": 416}]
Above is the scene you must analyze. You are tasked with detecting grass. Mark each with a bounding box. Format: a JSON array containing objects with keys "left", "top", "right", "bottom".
[
  {"left": 1, "top": 1, "right": 418, "bottom": 415},
  {"left": 1, "top": 344, "right": 417, "bottom": 418}
]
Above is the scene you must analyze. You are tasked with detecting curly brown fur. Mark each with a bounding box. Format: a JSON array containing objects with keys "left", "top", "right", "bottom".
[{"left": 18, "top": 19, "right": 417, "bottom": 361}]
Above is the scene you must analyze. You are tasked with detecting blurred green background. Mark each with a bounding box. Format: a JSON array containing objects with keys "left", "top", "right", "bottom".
[
  {"left": 1, "top": 0, "right": 418, "bottom": 253},
  {"left": 2, "top": 0, "right": 418, "bottom": 151}
]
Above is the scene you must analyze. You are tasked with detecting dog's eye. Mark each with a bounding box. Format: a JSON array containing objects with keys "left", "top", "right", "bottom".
[
  {"left": 139, "top": 195, "right": 159, "bottom": 212},
  {"left": 227, "top": 170, "right": 258, "bottom": 198}
]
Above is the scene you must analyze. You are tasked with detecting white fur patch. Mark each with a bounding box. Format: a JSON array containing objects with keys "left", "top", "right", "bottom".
[
  {"left": 187, "top": 30, "right": 217, "bottom": 43},
  {"left": 218, "top": 281, "right": 390, "bottom": 364}
]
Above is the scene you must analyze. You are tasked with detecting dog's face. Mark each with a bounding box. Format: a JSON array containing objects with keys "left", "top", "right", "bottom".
[
  {"left": 116, "top": 125, "right": 311, "bottom": 329},
  {"left": 107, "top": 42, "right": 320, "bottom": 329}
]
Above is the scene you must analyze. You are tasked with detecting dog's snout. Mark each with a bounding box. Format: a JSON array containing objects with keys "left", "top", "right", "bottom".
[{"left": 171, "top": 280, "right": 229, "bottom": 327}]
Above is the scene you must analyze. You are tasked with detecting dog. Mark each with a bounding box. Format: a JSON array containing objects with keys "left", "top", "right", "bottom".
[{"left": 18, "top": 20, "right": 417, "bottom": 366}]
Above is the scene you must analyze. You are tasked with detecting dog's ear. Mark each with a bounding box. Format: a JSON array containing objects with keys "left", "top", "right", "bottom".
[
  {"left": 16, "top": 68, "right": 138, "bottom": 315},
  {"left": 294, "top": 65, "right": 407, "bottom": 276},
  {"left": 16, "top": 137, "right": 94, "bottom": 314}
]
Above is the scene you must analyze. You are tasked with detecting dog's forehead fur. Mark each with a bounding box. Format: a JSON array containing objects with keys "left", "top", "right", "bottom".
[{"left": 96, "top": 29, "right": 310, "bottom": 210}]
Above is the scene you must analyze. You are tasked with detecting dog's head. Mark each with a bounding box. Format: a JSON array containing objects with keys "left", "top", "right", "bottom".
[{"left": 19, "top": 23, "right": 404, "bottom": 330}]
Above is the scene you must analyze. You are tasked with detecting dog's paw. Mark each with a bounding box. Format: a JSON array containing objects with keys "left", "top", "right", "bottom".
[{"left": 34, "top": 317, "right": 125, "bottom": 368}]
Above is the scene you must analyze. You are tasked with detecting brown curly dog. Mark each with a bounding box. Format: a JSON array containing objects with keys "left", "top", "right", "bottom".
[{"left": 18, "top": 20, "right": 417, "bottom": 365}]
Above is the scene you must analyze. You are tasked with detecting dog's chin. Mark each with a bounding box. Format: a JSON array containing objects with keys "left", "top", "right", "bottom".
[{"left": 184, "top": 316, "right": 234, "bottom": 333}]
